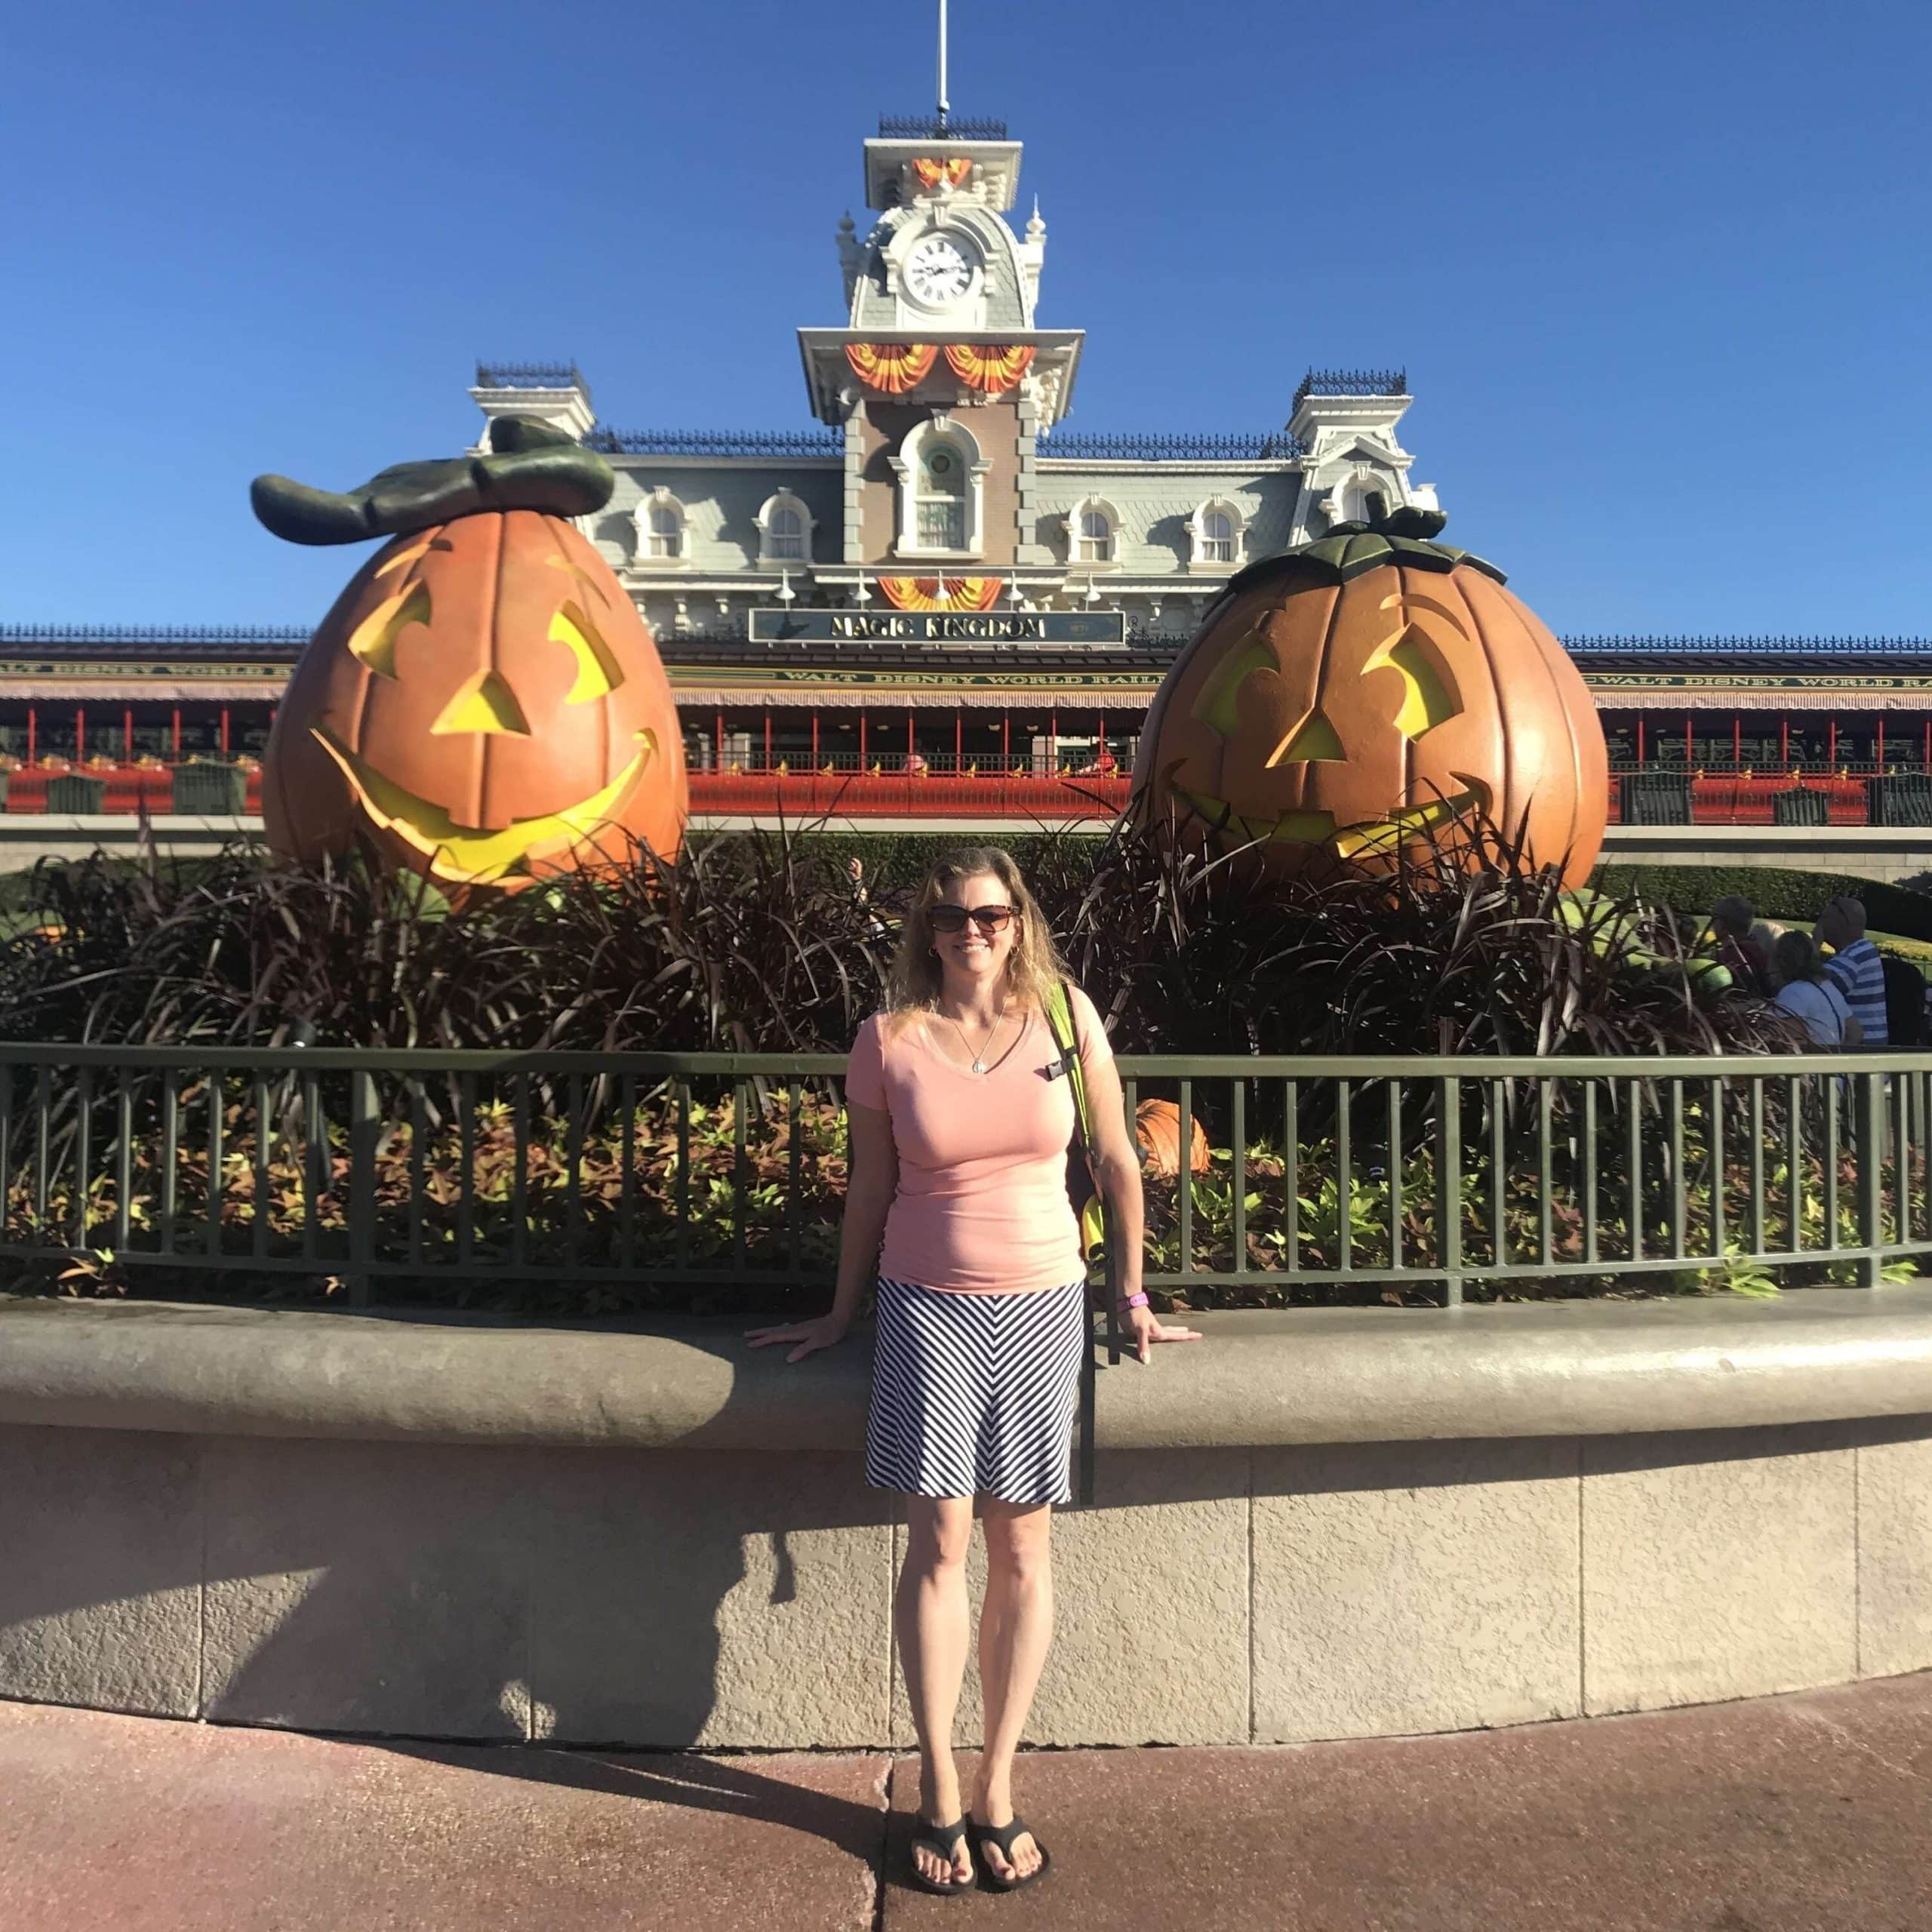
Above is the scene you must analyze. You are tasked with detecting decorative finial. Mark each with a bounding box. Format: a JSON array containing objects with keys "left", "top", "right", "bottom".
[{"left": 1026, "top": 195, "right": 1045, "bottom": 242}]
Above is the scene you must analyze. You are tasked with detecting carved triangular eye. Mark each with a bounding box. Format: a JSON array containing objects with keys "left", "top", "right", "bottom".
[
  {"left": 432, "top": 669, "right": 531, "bottom": 736},
  {"left": 1268, "top": 709, "right": 1345, "bottom": 766}
]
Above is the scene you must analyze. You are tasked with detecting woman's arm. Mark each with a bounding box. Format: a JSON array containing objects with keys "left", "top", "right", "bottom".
[
  {"left": 1072, "top": 990, "right": 1201, "bottom": 1361},
  {"left": 830, "top": 1100, "right": 898, "bottom": 1326},
  {"left": 745, "top": 1078, "right": 897, "bottom": 1360},
  {"left": 1081, "top": 1044, "right": 1145, "bottom": 1301}
]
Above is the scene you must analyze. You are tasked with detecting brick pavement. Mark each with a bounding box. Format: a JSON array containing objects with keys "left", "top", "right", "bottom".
[{"left": 1, "top": 1675, "right": 1927, "bottom": 1930}]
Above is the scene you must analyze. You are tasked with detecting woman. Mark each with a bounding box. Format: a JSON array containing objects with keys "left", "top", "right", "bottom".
[
  {"left": 1773, "top": 928, "right": 1861, "bottom": 1048},
  {"left": 747, "top": 845, "right": 1200, "bottom": 1896}
]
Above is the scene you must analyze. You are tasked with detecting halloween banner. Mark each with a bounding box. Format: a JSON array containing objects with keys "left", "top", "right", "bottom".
[
  {"left": 844, "top": 342, "right": 938, "bottom": 393},
  {"left": 912, "top": 158, "right": 974, "bottom": 190},
  {"left": 877, "top": 576, "right": 1004, "bottom": 612},
  {"left": 943, "top": 343, "right": 1036, "bottom": 394}
]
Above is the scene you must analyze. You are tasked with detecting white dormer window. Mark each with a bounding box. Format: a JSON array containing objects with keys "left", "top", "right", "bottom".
[
  {"left": 769, "top": 505, "right": 805, "bottom": 558},
  {"left": 1069, "top": 497, "right": 1119, "bottom": 565},
  {"left": 1191, "top": 500, "right": 1244, "bottom": 568},
  {"left": 635, "top": 488, "right": 690, "bottom": 568},
  {"left": 891, "top": 415, "right": 989, "bottom": 557},
  {"left": 1341, "top": 475, "right": 1392, "bottom": 524},
  {"left": 757, "top": 491, "right": 815, "bottom": 565}
]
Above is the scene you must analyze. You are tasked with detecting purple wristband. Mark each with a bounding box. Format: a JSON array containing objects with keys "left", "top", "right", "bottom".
[{"left": 1116, "top": 1292, "right": 1149, "bottom": 1312}]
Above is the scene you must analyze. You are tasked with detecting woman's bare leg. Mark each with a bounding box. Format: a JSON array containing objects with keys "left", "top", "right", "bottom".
[
  {"left": 896, "top": 1493, "right": 977, "bottom": 1887},
  {"left": 971, "top": 1497, "right": 1054, "bottom": 1881}
]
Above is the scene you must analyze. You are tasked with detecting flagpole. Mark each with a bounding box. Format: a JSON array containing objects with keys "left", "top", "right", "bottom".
[{"left": 937, "top": 0, "right": 949, "bottom": 127}]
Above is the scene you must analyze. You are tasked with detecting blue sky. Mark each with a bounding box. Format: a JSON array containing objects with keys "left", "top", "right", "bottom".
[{"left": 2, "top": 0, "right": 1928, "bottom": 636}]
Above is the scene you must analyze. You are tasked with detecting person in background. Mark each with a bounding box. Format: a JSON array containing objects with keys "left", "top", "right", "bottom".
[
  {"left": 1881, "top": 950, "right": 1929, "bottom": 1048},
  {"left": 846, "top": 856, "right": 890, "bottom": 943},
  {"left": 1815, "top": 896, "right": 1888, "bottom": 1045},
  {"left": 1711, "top": 894, "right": 1771, "bottom": 993},
  {"left": 1773, "top": 931, "right": 1860, "bottom": 1048}
]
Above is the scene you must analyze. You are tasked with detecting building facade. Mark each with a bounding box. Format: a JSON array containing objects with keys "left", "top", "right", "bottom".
[{"left": 2, "top": 112, "right": 1930, "bottom": 828}]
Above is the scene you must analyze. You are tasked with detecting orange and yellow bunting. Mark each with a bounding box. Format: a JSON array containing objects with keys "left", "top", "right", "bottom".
[
  {"left": 844, "top": 342, "right": 937, "bottom": 393},
  {"left": 912, "top": 158, "right": 974, "bottom": 190},
  {"left": 878, "top": 577, "right": 1003, "bottom": 612},
  {"left": 943, "top": 343, "right": 1036, "bottom": 394}
]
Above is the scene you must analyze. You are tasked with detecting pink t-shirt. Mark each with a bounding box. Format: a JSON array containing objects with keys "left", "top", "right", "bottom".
[{"left": 844, "top": 986, "right": 1113, "bottom": 1294}]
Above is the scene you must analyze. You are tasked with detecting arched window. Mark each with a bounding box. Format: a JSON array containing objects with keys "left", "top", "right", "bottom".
[
  {"left": 1340, "top": 475, "right": 1392, "bottom": 525},
  {"left": 769, "top": 503, "right": 804, "bottom": 558},
  {"left": 917, "top": 441, "right": 966, "bottom": 549},
  {"left": 1190, "top": 500, "right": 1245, "bottom": 569},
  {"left": 891, "top": 415, "right": 986, "bottom": 556},
  {"left": 1075, "top": 503, "right": 1115, "bottom": 564},
  {"left": 757, "top": 491, "right": 815, "bottom": 565},
  {"left": 635, "top": 488, "right": 688, "bottom": 567}
]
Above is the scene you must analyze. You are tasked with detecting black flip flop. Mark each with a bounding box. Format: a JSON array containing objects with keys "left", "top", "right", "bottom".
[
  {"left": 970, "top": 1813, "right": 1053, "bottom": 1893},
  {"left": 908, "top": 1815, "right": 975, "bottom": 1897}
]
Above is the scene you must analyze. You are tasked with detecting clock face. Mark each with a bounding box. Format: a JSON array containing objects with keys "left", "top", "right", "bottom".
[{"left": 903, "top": 232, "right": 976, "bottom": 307}]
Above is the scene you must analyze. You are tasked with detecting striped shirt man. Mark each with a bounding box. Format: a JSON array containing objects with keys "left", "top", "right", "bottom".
[{"left": 1824, "top": 937, "right": 1888, "bottom": 1046}]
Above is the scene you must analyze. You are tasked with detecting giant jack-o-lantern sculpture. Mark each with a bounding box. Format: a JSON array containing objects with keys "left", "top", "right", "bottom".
[
  {"left": 252, "top": 417, "right": 686, "bottom": 889},
  {"left": 1131, "top": 508, "right": 1607, "bottom": 886}
]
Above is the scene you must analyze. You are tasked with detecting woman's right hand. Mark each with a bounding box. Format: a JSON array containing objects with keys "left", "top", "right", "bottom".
[{"left": 744, "top": 1312, "right": 851, "bottom": 1363}]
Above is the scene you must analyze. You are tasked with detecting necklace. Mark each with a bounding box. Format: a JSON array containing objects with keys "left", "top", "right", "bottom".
[{"left": 942, "top": 1001, "right": 1008, "bottom": 1075}]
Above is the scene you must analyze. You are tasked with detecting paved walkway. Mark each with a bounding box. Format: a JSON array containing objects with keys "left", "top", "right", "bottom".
[{"left": 2, "top": 1675, "right": 1927, "bottom": 1930}]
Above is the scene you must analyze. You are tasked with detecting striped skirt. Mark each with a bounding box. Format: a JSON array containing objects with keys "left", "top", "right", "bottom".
[{"left": 865, "top": 1274, "right": 1090, "bottom": 1506}]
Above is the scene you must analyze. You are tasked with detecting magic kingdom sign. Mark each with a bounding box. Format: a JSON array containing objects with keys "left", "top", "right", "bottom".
[{"left": 749, "top": 608, "right": 1127, "bottom": 645}]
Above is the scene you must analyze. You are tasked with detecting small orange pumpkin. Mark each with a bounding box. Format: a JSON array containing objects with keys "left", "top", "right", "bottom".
[
  {"left": 1131, "top": 509, "right": 1606, "bottom": 885},
  {"left": 255, "top": 421, "right": 686, "bottom": 889},
  {"left": 1135, "top": 1100, "right": 1211, "bottom": 1178}
]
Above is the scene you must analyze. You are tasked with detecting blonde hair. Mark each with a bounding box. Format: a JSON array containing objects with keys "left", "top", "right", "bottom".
[{"left": 884, "top": 845, "right": 1069, "bottom": 1025}]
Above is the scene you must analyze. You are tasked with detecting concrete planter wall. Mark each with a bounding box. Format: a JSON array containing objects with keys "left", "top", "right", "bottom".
[{"left": 1, "top": 1291, "right": 1929, "bottom": 1749}]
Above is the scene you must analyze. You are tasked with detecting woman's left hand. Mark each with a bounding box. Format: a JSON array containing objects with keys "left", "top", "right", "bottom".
[{"left": 1121, "top": 1303, "right": 1202, "bottom": 1364}]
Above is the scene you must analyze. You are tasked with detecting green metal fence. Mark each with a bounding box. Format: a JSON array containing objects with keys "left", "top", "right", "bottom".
[{"left": 1, "top": 1045, "right": 1927, "bottom": 1315}]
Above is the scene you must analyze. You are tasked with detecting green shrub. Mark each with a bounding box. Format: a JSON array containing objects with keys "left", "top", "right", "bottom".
[
  {"left": 688, "top": 828, "right": 1102, "bottom": 893},
  {"left": 1594, "top": 863, "right": 1932, "bottom": 940}
]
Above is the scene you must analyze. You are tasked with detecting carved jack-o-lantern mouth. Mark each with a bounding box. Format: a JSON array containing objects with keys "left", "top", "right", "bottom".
[
  {"left": 312, "top": 726, "right": 660, "bottom": 884},
  {"left": 1172, "top": 780, "right": 1491, "bottom": 860}
]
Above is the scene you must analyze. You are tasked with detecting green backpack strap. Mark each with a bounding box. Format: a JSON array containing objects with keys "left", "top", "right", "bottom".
[
  {"left": 1044, "top": 981, "right": 1108, "bottom": 1269},
  {"left": 1042, "top": 981, "right": 1094, "bottom": 1145}
]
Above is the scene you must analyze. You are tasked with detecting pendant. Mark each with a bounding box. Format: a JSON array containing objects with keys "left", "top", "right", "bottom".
[{"left": 972, "top": 1059, "right": 988, "bottom": 1075}]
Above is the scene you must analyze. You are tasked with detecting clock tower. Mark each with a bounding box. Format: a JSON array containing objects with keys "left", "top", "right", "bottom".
[{"left": 799, "top": 120, "right": 1084, "bottom": 589}]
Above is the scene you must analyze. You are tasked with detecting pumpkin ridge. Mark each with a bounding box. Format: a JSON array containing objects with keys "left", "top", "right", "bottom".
[
  {"left": 1526, "top": 588, "right": 1590, "bottom": 871},
  {"left": 1447, "top": 564, "right": 1512, "bottom": 849},
  {"left": 1291, "top": 580, "right": 1349, "bottom": 797},
  {"left": 343, "top": 549, "right": 391, "bottom": 768}
]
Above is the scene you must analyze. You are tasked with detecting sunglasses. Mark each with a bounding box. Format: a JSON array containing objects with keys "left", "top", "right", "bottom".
[{"left": 930, "top": 903, "right": 1017, "bottom": 934}]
